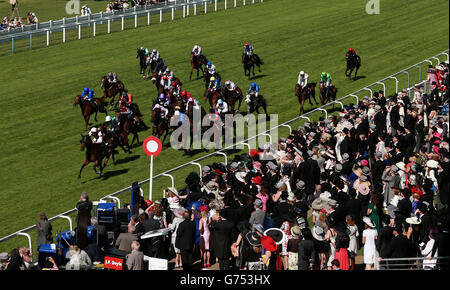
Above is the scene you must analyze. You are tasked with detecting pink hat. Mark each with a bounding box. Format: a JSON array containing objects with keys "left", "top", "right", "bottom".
[
  {"left": 433, "top": 132, "right": 442, "bottom": 139},
  {"left": 253, "top": 161, "right": 262, "bottom": 170},
  {"left": 361, "top": 159, "right": 369, "bottom": 166}
]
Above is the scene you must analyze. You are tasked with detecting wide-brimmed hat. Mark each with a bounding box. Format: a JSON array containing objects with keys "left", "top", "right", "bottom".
[
  {"left": 296, "top": 180, "right": 306, "bottom": 189},
  {"left": 363, "top": 216, "right": 375, "bottom": 228},
  {"left": 261, "top": 236, "right": 278, "bottom": 252},
  {"left": 0, "top": 252, "right": 10, "bottom": 263},
  {"left": 311, "top": 226, "right": 325, "bottom": 241},
  {"left": 359, "top": 175, "right": 368, "bottom": 182},
  {"left": 167, "top": 187, "right": 179, "bottom": 197},
  {"left": 312, "top": 197, "right": 327, "bottom": 210},
  {"left": 252, "top": 223, "right": 265, "bottom": 234},
  {"left": 290, "top": 226, "right": 301, "bottom": 238},
  {"left": 362, "top": 166, "right": 371, "bottom": 176},
  {"left": 264, "top": 228, "right": 286, "bottom": 245},
  {"left": 254, "top": 198, "right": 263, "bottom": 209},
  {"left": 267, "top": 161, "right": 278, "bottom": 171},
  {"left": 356, "top": 183, "right": 370, "bottom": 195},
  {"left": 395, "top": 162, "right": 406, "bottom": 172},
  {"left": 246, "top": 231, "right": 262, "bottom": 246},
  {"left": 426, "top": 160, "right": 439, "bottom": 169},
  {"left": 406, "top": 216, "right": 422, "bottom": 225},
  {"left": 287, "top": 192, "right": 296, "bottom": 202},
  {"left": 235, "top": 171, "right": 247, "bottom": 183}
]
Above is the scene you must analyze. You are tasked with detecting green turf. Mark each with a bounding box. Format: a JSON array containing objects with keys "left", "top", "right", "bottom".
[{"left": 0, "top": 0, "right": 448, "bottom": 254}]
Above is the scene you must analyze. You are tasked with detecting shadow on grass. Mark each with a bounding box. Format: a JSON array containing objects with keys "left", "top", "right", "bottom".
[
  {"left": 101, "top": 168, "right": 130, "bottom": 180},
  {"left": 249, "top": 74, "right": 268, "bottom": 80},
  {"left": 114, "top": 154, "right": 141, "bottom": 165}
]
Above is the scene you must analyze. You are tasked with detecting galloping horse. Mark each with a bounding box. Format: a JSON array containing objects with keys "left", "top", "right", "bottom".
[
  {"left": 242, "top": 53, "right": 263, "bottom": 79},
  {"left": 78, "top": 135, "right": 105, "bottom": 179},
  {"left": 101, "top": 76, "right": 125, "bottom": 107},
  {"left": 319, "top": 82, "right": 337, "bottom": 106},
  {"left": 190, "top": 52, "right": 208, "bottom": 80},
  {"left": 73, "top": 95, "right": 108, "bottom": 130},
  {"left": 151, "top": 106, "right": 171, "bottom": 144},
  {"left": 221, "top": 86, "right": 243, "bottom": 114},
  {"left": 204, "top": 88, "right": 222, "bottom": 109},
  {"left": 295, "top": 82, "right": 317, "bottom": 115},
  {"left": 136, "top": 48, "right": 149, "bottom": 77},
  {"left": 345, "top": 53, "right": 361, "bottom": 80},
  {"left": 246, "top": 93, "right": 269, "bottom": 119},
  {"left": 203, "top": 70, "right": 221, "bottom": 90}
]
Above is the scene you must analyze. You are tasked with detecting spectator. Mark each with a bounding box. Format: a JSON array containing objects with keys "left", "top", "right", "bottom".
[
  {"left": 198, "top": 208, "right": 211, "bottom": 268},
  {"left": 0, "top": 252, "right": 10, "bottom": 270},
  {"left": 81, "top": 4, "right": 92, "bottom": 16},
  {"left": 175, "top": 210, "right": 196, "bottom": 270},
  {"left": 297, "top": 228, "right": 316, "bottom": 270},
  {"left": 346, "top": 215, "right": 359, "bottom": 270},
  {"left": 115, "top": 224, "right": 138, "bottom": 253},
  {"left": 362, "top": 216, "right": 377, "bottom": 270},
  {"left": 126, "top": 241, "right": 144, "bottom": 270},
  {"left": 65, "top": 245, "right": 92, "bottom": 268},
  {"left": 210, "top": 209, "right": 236, "bottom": 270},
  {"left": 331, "top": 259, "right": 341, "bottom": 270},
  {"left": 168, "top": 208, "right": 185, "bottom": 269},
  {"left": 421, "top": 227, "right": 439, "bottom": 269},
  {"left": 36, "top": 213, "right": 53, "bottom": 260}
]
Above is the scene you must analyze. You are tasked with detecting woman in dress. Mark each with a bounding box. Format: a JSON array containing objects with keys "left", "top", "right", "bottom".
[
  {"left": 362, "top": 217, "right": 378, "bottom": 270},
  {"left": 346, "top": 215, "right": 359, "bottom": 270},
  {"left": 325, "top": 227, "right": 337, "bottom": 270},
  {"left": 367, "top": 194, "right": 381, "bottom": 232},
  {"left": 198, "top": 209, "right": 211, "bottom": 268}
]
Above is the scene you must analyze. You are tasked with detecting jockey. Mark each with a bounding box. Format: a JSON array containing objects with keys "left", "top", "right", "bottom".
[
  {"left": 150, "top": 48, "right": 160, "bottom": 63},
  {"left": 88, "top": 127, "right": 103, "bottom": 144},
  {"left": 160, "top": 75, "right": 171, "bottom": 91},
  {"left": 105, "top": 115, "right": 120, "bottom": 133},
  {"left": 140, "top": 46, "right": 149, "bottom": 55},
  {"left": 153, "top": 103, "right": 169, "bottom": 119},
  {"left": 297, "top": 71, "right": 309, "bottom": 89},
  {"left": 170, "top": 81, "right": 182, "bottom": 98},
  {"left": 346, "top": 47, "right": 356, "bottom": 60},
  {"left": 173, "top": 106, "right": 186, "bottom": 126},
  {"left": 243, "top": 42, "right": 254, "bottom": 56},
  {"left": 192, "top": 45, "right": 202, "bottom": 57},
  {"left": 163, "top": 67, "right": 174, "bottom": 82},
  {"left": 224, "top": 80, "right": 237, "bottom": 92},
  {"left": 181, "top": 90, "right": 188, "bottom": 100},
  {"left": 158, "top": 93, "right": 171, "bottom": 108},
  {"left": 209, "top": 76, "right": 220, "bottom": 91},
  {"left": 82, "top": 88, "right": 96, "bottom": 103},
  {"left": 107, "top": 72, "right": 119, "bottom": 84},
  {"left": 120, "top": 92, "right": 133, "bottom": 105},
  {"left": 320, "top": 72, "right": 333, "bottom": 88},
  {"left": 216, "top": 99, "right": 229, "bottom": 115},
  {"left": 247, "top": 82, "right": 260, "bottom": 96},
  {"left": 206, "top": 61, "right": 216, "bottom": 76}
]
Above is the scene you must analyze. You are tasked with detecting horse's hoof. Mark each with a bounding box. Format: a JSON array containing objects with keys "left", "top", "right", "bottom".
[{"left": 77, "top": 175, "right": 81, "bottom": 179}]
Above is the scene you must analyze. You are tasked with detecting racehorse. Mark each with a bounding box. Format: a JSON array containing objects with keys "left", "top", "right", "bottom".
[
  {"left": 190, "top": 52, "right": 208, "bottom": 80},
  {"left": 221, "top": 85, "right": 243, "bottom": 114},
  {"left": 242, "top": 53, "right": 263, "bottom": 79},
  {"left": 345, "top": 53, "right": 361, "bottom": 80},
  {"left": 78, "top": 134, "right": 105, "bottom": 179},
  {"left": 295, "top": 82, "right": 317, "bottom": 115},
  {"left": 319, "top": 82, "right": 337, "bottom": 106},
  {"left": 100, "top": 76, "right": 125, "bottom": 107},
  {"left": 246, "top": 93, "right": 269, "bottom": 119},
  {"left": 136, "top": 48, "right": 149, "bottom": 77},
  {"left": 204, "top": 88, "right": 222, "bottom": 109},
  {"left": 73, "top": 94, "right": 108, "bottom": 131},
  {"left": 151, "top": 106, "right": 171, "bottom": 144}
]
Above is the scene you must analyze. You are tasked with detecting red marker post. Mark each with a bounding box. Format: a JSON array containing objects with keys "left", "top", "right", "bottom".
[{"left": 142, "top": 136, "right": 162, "bottom": 201}]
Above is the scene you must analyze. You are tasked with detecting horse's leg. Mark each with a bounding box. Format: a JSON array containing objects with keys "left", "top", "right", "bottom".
[
  {"left": 190, "top": 64, "right": 193, "bottom": 80},
  {"left": 94, "top": 110, "right": 98, "bottom": 122},
  {"left": 78, "top": 161, "right": 88, "bottom": 179},
  {"left": 354, "top": 65, "right": 359, "bottom": 80}
]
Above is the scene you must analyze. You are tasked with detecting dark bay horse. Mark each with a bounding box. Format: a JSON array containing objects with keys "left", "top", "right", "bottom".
[
  {"left": 190, "top": 52, "right": 208, "bottom": 80},
  {"left": 242, "top": 53, "right": 263, "bottom": 79},
  {"left": 295, "top": 82, "right": 317, "bottom": 115},
  {"left": 101, "top": 76, "right": 125, "bottom": 107},
  {"left": 204, "top": 88, "right": 222, "bottom": 109},
  {"left": 78, "top": 135, "right": 105, "bottom": 179},
  {"left": 151, "top": 107, "right": 171, "bottom": 144},
  {"left": 221, "top": 86, "right": 243, "bottom": 114},
  {"left": 73, "top": 95, "right": 108, "bottom": 130},
  {"left": 345, "top": 53, "right": 361, "bottom": 80},
  {"left": 319, "top": 82, "right": 337, "bottom": 106},
  {"left": 246, "top": 93, "right": 269, "bottom": 119},
  {"left": 136, "top": 48, "right": 149, "bottom": 77}
]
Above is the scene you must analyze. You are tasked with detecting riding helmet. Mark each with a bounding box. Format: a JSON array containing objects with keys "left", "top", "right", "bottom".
[
  {"left": 207, "top": 61, "right": 211, "bottom": 66},
  {"left": 84, "top": 87, "right": 89, "bottom": 92}
]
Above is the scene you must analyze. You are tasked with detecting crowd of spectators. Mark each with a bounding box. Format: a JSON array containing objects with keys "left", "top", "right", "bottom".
[
  {"left": 106, "top": 0, "right": 163, "bottom": 12},
  {"left": 0, "top": 12, "right": 37, "bottom": 30},
  {"left": 0, "top": 60, "right": 448, "bottom": 271}
]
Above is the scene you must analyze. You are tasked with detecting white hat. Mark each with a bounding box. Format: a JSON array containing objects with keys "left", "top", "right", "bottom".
[
  {"left": 311, "top": 226, "right": 325, "bottom": 241},
  {"left": 395, "top": 162, "right": 406, "bottom": 172},
  {"left": 406, "top": 216, "right": 422, "bottom": 225},
  {"left": 363, "top": 216, "right": 375, "bottom": 228},
  {"left": 105, "top": 115, "right": 112, "bottom": 122},
  {"left": 426, "top": 160, "right": 439, "bottom": 169},
  {"left": 235, "top": 171, "right": 247, "bottom": 183}
]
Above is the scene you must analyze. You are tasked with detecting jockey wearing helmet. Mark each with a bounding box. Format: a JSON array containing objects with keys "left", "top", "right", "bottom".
[
  {"left": 158, "top": 93, "right": 171, "bottom": 108},
  {"left": 140, "top": 46, "right": 149, "bottom": 55},
  {"left": 206, "top": 61, "right": 216, "bottom": 76},
  {"left": 173, "top": 106, "right": 187, "bottom": 126},
  {"left": 192, "top": 45, "right": 202, "bottom": 57},
  {"left": 160, "top": 75, "right": 171, "bottom": 91},
  {"left": 346, "top": 47, "right": 356, "bottom": 60},
  {"left": 120, "top": 91, "right": 133, "bottom": 105},
  {"left": 243, "top": 42, "right": 254, "bottom": 56},
  {"left": 107, "top": 72, "right": 119, "bottom": 84},
  {"left": 82, "top": 87, "right": 96, "bottom": 103},
  {"left": 150, "top": 48, "right": 160, "bottom": 63},
  {"left": 170, "top": 81, "right": 181, "bottom": 98},
  {"left": 209, "top": 76, "right": 220, "bottom": 91},
  {"left": 216, "top": 99, "right": 229, "bottom": 115},
  {"left": 224, "top": 80, "right": 236, "bottom": 92},
  {"left": 153, "top": 103, "right": 169, "bottom": 119},
  {"left": 88, "top": 126, "right": 103, "bottom": 144},
  {"left": 246, "top": 82, "right": 260, "bottom": 104},
  {"left": 320, "top": 72, "right": 332, "bottom": 88},
  {"left": 297, "top": 71, "right": 309, "bottom": 89}
]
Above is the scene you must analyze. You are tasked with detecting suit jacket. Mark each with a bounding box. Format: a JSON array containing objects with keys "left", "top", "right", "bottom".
[
  {"left": 388, "top": 234, "right": 413, "bottom": 258},
  {"left": 209, "top": 218, "right": 235, "bottom": 259},
  {"left": 143, "top": 218, "right": 161, "bottom": 233},
  {"left": 304, "top": 158, "right": 321, "bottom": 194},
  {"left": 126, "top": 249, "right": 144, "bottom": 270},
  {"left": 298, "top": 240, "right": 316, "bottom": 270},
  {"left": 376, "top": 226, "right": 394, "bottom": 258},
  {"left": 175, "top": 219, "right": 196, "bottom": 251},
  {"left": 249, "top": 208, "right": 266, "bottom": 226},
  {"left": 390, "top": 105, "right": 401, "bottom": 130},
  {"left": 115, "top": 232, "right": 138, "bottom": 253}
]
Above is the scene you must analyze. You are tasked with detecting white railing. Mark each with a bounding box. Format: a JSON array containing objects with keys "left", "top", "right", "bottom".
[
  {"left": 378, "top": 256, "right": 449, "bottom": 270},
  {"left": 1, "top": 0, "right": 265, "bottom": 53},
  {"left": 0, "top": 50, "right": 448, "bottom": 254}
]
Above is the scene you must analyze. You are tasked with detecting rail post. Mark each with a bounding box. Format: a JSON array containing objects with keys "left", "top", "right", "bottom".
[
  {"left": 160, "top": 9, "right": 162, "bottom": 23},
  {"left": 46, "top": 30, "right": 50, "bottom": 46},
  {"left": 190, "top": 162, "right": 203, "bottom": 175},
  {"left": 59, "top": 215, "right": 74, "bottom": 232},
  {"left": 162, "top": 173, "right": 175, "bottom": 188},
  {"left": 148, "top": 12, "right": 150, "bottom": 25},
  {"left": 172, "top": 7, "right": 174, "bottom": 20},
  {"left": 121, "top": 16, "right": 124, "bottom": 30},
  {"left": 108, "top": 19, "right": 111, "bottom": 33},
  {"left": 17, "top": 233, "right": 33, "bottom": 260},
  {"left": 204, "top": 1, "right": 207, "bottom": 13},
  {"left": 215, "top": 152, "right": 228, "bottom": 165},
  {"left": 93, "top": 21, "right": 96, "bottom": 36},
  {"left": 349, "top": 94, "right": 359, "bottom": 104},
  {"left": 78, "top": 24, "right": 81, "bottom": 39},
  {"left": 183, "top": 5, "right": 185, "bottom": 18},
  {"left": 135, "top": 13, "right": 138, "bottom": 27},
  {"left": 29, "top": 34, "right": 32, "bottom": 49},
  {"left": 376, "top": 81, "right": 386, "bottom": 96},
  {"left": 194, "top": 3, "right": 197, "bottom": 15},
  {"left": 63, "top": 27, "right": 66, "bottom": 43},
  {"left": 215, "top": 0, "right": 218, "bottom": 11}
]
